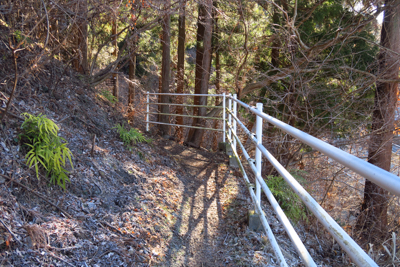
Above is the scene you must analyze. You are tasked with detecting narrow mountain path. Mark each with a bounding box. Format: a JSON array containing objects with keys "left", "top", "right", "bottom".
[{"left": 155, "top": 139, "right": 278, "bottom": 266}]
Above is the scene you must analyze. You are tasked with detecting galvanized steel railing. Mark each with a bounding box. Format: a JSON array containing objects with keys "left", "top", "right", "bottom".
[{"left": 145, "top": 92, "right": 400, "bottom": 267}]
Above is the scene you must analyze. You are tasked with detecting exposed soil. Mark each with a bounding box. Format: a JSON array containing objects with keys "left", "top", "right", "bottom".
[{"left": 0, "top": 62, "right": 301, "bottom": 266}]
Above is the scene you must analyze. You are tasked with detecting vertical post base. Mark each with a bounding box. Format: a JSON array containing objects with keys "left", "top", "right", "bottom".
[
  {"left": 248, "top": 210, "right": 263, "bottom": 232},
  {"left": 219, "top": 142, "right": 233, "bottom": 155},
  {"left": 218, "top": 142, "right": 228, "bottom": 152},
  {"left": 229, "top": 155, "right": 239, "bottom": 168}
]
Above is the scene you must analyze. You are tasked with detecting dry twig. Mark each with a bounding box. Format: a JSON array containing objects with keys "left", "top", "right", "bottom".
[
  {"left": 0, "top": 218, "right": 22, "bottom": 245},
  {"left": 0, "top": 174, "right": 72, "bottom": 219}
]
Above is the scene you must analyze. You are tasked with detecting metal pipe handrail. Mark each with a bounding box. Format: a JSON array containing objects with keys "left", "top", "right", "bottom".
[
  {"left": 147, "top": 92, "right": 223, "bottom": 97},
  {"left": 229, "top": 96, "right": 400, "bottom": 197},
  {"left": 226, "top": 99, "right": 379, "bottom": 266},
  {"left": 225, "top": 133, "right": 288, "bottom": 267},
  {"left": 226, "top": 116, "right": 316, "bottom": 267},
  {"left": 145, "top": 121, "right": 224, "bottom": 132},
  {"left": 145, "top": 112, "right": 223, "bottom": 120},
  {"left": 148, "top": 102, "right": 223, "bottom": 109}
]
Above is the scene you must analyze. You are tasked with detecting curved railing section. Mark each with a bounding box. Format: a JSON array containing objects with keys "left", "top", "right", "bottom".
[{"left": 145, "top": 92, "right": 400, "bottom": 267}]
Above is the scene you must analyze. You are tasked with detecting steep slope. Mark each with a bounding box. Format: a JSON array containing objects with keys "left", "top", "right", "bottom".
[{"left": 0, "top": 63, "right": 280, "bottom": 266}]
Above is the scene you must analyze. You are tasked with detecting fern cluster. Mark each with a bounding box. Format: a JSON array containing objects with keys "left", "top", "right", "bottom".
[
  {"left": 100, "top": 89, "right": 118, "bottom": 104},
  {"left": 265, "top": 175, "right": 308, "bottom": 224},
  {"left": 113, "top": 123, "right": 151, "bottom": 148},
  {"left": 21, "top": 113, "right": 73, "bottom": 189}
]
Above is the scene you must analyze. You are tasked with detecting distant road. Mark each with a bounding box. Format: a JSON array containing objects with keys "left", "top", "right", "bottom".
[{"left": 393, "top": 144, "right": 400, "bottom": 154}]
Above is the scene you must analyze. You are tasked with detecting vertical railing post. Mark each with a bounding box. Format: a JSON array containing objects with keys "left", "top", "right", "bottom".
[
  {"left": 222, "top": 93, "right": 226, "bottom": 143},
  {"left": 233, "top": 94, "right": 237, "bottom": 153},
  {"left": 228, "top": 94, "right": 232, "bottom": 141},
  {"left": 255, "top": 103, "right": 263, "bottom": 210},
  {"left": 146, "top": 92, "right": 149, "bottom": 132}
]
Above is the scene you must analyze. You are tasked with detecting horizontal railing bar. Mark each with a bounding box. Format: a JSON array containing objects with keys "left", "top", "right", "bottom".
[
  {"left": 145, "top": 121, "right": 224, "bottom": 132},
  {"left": 147, "top": 92, "right": 223, "bottom": 97},
  {"left": 224, "top": 133, "right": 288, "bottom": 267},
  {"left": 230, "top": 97, "right": 400, "bottom": 197},
  {"left": 148, "top": 103, "right": 223, "bottom": 108},
  {"left": 226, "top": 109, "right": 377, "bottom": 267},
  {"left": 226, "top": 121, "right": 316, "bottom": 267},
  {"left": 145, "top": 112, "right": 223, "bottom": 120}
]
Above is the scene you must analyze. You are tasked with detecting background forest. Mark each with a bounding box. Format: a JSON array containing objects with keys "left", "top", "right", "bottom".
[{"left": 1, "top": 0, "right": 400, "bottom": 266}]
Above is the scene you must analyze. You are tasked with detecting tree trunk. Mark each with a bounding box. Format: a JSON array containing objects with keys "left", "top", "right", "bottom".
[
  {"left": 259, "top": 4, "right": 280, "bottom": 99},
  {"left": 186, "top": 4, "right": 205, "bottom": 143},
  {"left": 112, "top": 16, "right": 119, "bottom": 99},
  {"left": 128, "top": 0, "right": 139, "bottom": 107},
  {"left": 212, "top": 0, "right": 221, "bottom": 151},
  {"left": 175, "top": 0, "right": 186, "bottom": 142},
  {"left": 128, "top": 39, "right": 136, "bottom": 106},
  {"left": 186, "top": 0, "right": 213, "bottom": 147},
  {"left": 358, "top": 0, "right": 400, "bottom": 240},
  {"left": 159, "top": 0, "right": 171, "bottom": 135},
  {"left": 73, "top": 0, "right": 88, "bottom": 74}
]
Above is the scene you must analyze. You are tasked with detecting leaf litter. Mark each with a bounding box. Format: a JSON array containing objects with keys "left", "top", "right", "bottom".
[{"left": 0, "top": 61, "right": 366, "bottom": 266}]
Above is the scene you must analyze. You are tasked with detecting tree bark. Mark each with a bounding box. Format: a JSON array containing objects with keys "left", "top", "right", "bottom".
[
  {"left": 358, "top": 0, "right": 400, "bottom": 240},
  {"left": 159, "top": 0, "right": 171, "bottom": 135},
  {"left": 186, "top": 0, "right": 213, "bottom": 147},
  {"left": 112, "top": 16, "right": 119, "bottom": 99},
  {"left": 212, "top": 0, "right": 220, "bottom": 151},
  {"left": 73, "top": 0, "right": 88, "bottom": 74},
  {"left": 175, "top": 0, "right": 186, "bottom": 142},
  {"left": 128, "top": 38, "right": 136, "bottom": 106},
  {"left": 128, "top": 0, "right": 139, "bottom": 107}
]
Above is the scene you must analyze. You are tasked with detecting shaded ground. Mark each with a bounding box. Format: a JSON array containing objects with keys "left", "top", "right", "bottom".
[
  {"left": 0, "top": 56, "right": 377, "bottom": 266},
  {"left": 0, "top": 65, "right": 283, "bottom": 266}
]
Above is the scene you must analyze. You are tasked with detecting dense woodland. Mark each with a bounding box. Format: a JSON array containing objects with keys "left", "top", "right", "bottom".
[{"left": 0, "top": 0, "right": 400, "bottom": 266}]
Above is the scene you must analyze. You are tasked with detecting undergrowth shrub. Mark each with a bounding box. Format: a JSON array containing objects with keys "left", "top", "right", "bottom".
[
  {"left": 265, "top": 175, "right": 308, "bottom": 224},
  {"left": 20, "top": 113, "right": 73, "bottom": 189},
  {"left": 99, "top": 89, "right": 118, "bottom": 104},
  {"left": 113, "top": 123, "right": 151, "bottom": 149}
]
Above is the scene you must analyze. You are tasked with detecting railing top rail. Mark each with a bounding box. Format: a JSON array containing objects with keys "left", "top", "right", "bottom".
[
  {"left": 229, "top": 96, "right": 400, "bottom": 197},
  {"left": 147, "top": 92, "right": 223, "bottom": 97},
  {"left": 148, "top": 102, "right": 223, "bottom": 108}
]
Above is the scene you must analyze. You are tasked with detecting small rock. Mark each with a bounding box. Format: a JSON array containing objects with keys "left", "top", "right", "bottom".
[
  {"left": 261, "top": 236, "right": 269, "bottom": 245},
  {"left": 87, "top": 202, "right": 96, "bottom": 211},
  {"left": 0, "top": 142, "right": 9, "bottom": 152}
]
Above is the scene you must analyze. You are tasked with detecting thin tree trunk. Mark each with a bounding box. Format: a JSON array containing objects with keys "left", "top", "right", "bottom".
[
  {"left": 128, "top": 0, "right": 140, "bottom": 109},
  {"left": 159, "top": 0, "right": 171, "bottom": 135},
  {"left": 112, "top": 16, "right": 119, "bottom": 99},
  {"left": 73, "top": 0, "right": 88, "bottom": 74},
  {"left": 358, "top": 0, "right": 400, "bottom": 240},
  {"left": 128, "top": 40, "right": 136, "bottom": 106},
  {"left": 175, "top": 0, "right": 186, "bottom": 142},
  {"left": 259, "top": 4, "right": 280, "bottom": 99},
  {"left": 212, "top": 0, "right": 220, "bottom": 151},
  {"left": 186, "top": 0, "right": 213, "bottom": 147},
  {"left": 186, "top": 4, "right": 206, "bottom": 143}
]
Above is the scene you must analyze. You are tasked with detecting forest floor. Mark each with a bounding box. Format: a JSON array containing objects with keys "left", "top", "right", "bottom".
[
  {"left": 1, "top": 56, "right": 397, "bottom": 266},
  {"left": 0, "top": 63, "right": 307, "bottom": 266}
]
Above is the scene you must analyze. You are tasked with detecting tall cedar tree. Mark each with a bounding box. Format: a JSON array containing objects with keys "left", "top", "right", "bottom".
[
  {"left": 211, "top": 0, "right": 221, "bottom": 150},
  {"left": 175, "top": 0, "right": 186, "bottom": 142},
  {"left": 358, "top": 0, "right": 400, "bottom": 240},
  {"left": 159, "top": 0, "right": 171, "bottom": 135},
  {"left": 186, "top": 0, "right": 213, "bottom": 147}
]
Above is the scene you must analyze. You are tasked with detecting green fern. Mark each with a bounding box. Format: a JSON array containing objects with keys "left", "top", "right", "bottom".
[
  {"left": 21, "top": 113, "right": 73, "bottom": 189},
  {"left": 100, "top": 89, "right": 118, "bottom": 104},
  {"left": 113, "top": 123, "right": 151, "bottom": 148},
  {"left": 265, "top": 175, "right": 308, "bottom": 224}
]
